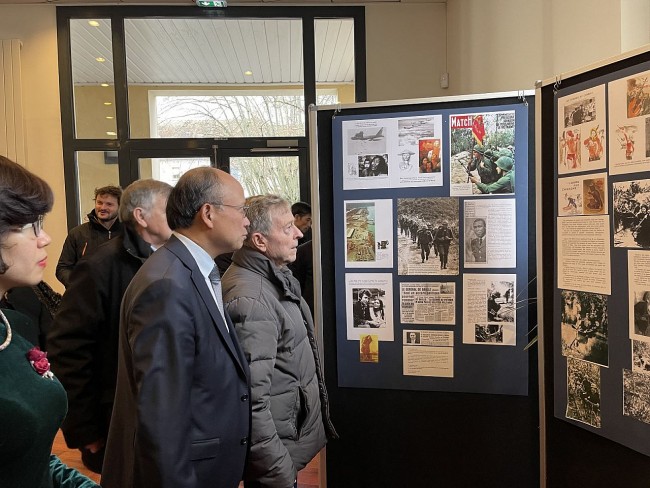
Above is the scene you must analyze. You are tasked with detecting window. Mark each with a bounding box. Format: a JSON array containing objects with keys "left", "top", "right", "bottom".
[{"left": 58, "top": 6, "right": 365, "bottom": 228}]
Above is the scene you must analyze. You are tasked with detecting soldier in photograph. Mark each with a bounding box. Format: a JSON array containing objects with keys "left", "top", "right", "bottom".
[
  {"left": 416, "top": 223, "right": 435, "bottom": 263},
  {"left": 433, "top": 221, "right": 454, "bottom": 269},
  {"left": 469, "top": 156, "right": 515, "bottom": 194}
]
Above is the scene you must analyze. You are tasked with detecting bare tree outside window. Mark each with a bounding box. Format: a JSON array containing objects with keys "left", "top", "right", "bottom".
[{"left": 151, "top": 91, "right": 338, "bottom": 201}]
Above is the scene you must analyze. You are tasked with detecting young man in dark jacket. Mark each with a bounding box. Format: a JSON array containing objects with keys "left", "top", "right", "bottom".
[
  {"left": 56, "top": 185, "right": 123, "bottom": 287},
  {"left": 48, "top": 179, "right": 172, "bottom": 473},
  {"left": 223, "top": 195, "right": 337, "bottom": 488}
]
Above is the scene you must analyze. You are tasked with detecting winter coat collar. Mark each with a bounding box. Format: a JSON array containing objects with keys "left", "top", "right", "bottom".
[
  {"left": 231, "top": 246, "right": 302, "bottom": 302},
  {"left": 121, "top": 225, "right": 154, "bottom": 263}
]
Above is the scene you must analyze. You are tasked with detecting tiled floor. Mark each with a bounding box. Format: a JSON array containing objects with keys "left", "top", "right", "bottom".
[{"left": 52, "top": 430, "right": 319, "bottom": 487}]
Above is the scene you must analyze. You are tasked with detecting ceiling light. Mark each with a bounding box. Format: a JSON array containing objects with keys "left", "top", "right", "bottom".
[
  {"left": 106, "top": 116, "right": 114, "bottom": 120},
  {"left": 96, "top": 57, "right": 106, "bottom": 63},
  {"left": 106, "top": 131, "right": 116, "bottom": 136},
  {"left": 100, "top": 83, "right": 109, "bottom": 87},
  {"left": 88, "top": 20, "right": 100, "bottom": 27},
  {"left": 103, "top": 102, "right": 112, "bottom": 106},
  {"left": 244, "top": 70, "right": 253, "bottom": 76}
]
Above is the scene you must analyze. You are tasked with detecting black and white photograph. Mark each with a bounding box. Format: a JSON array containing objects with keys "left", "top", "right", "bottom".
[
  {"left": 562, "top": 97, "right": 596, "bottom": 128},
  {"left": 345, "top": 273, "right": 394, "bottom": 342},
  {"left": 397, "top": 197, "right": 459, "bottom": 276},
  {"left": 405, "top": 331, "right": 421, "bottom": 345},
  {"left": 357, "top": 154, "right": 389, "bottom": 177},
  {"left": 474, "top": 323, "right": 504, "bottom": 343},
  {"left": 487, "top": 280, "right": 515, "bottom": 323},
  {"left": 623, "top": 369, "right": 650, "bottom": 425},
  {"left": 560, "top": 290, "right": 609, "bottom": 367},
  {"left": 346, "top": 126, "right": 387, "bottom": 155},
  {"left": 352, "top": 287, "right": 388, "bottom": 329},
  {"left": 632, "top": 291, "right": 650, "bottom": 338},
  {"left": 464, "top": 217, "right": 487, "bottom": 263},
  {"left": 566, "top": 357, "right": 601, "bottom": 428},
  {"left": 613, "top": 179, "right": 650, "bottom": 248},
  {"left": 632, "top": 339, "right": 650, "bottom": 373}
]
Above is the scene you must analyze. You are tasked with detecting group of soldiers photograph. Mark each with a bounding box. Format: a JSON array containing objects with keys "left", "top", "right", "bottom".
[
  {"left": 464, "top": 144, "right": 515, "bottom": 194},
  {"left": 398, "top": 214, "right": 454, "bottom": 269}
]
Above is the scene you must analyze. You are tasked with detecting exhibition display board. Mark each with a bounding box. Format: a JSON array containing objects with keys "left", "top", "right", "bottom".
[
  {"left": 311, "top": 92, "right": 539, "bottom": 487},
  {"left": 539, "top": 46, "right": 650, "bottom": 487}
]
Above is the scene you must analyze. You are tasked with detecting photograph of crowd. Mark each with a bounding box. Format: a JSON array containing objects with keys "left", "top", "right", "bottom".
[
  {"left": 397, "top": 197, "right": 459, "bottom": 275},
  {"left": 560, "top": 290, "right": 609, "bottom": 367},
  {"left": 563, "top": 97, "right": 596, "bottom": 127},
  {"left": 623, "top": 369, "right": 650, "bottom": 425},
  {"left": 613, "top": 178, "right": 650, "bottom": 248},
  {"left": 566, "top": 357, "right": 601, "bottom": 428}
]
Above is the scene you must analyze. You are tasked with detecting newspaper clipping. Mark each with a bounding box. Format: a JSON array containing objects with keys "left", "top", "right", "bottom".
[
  {"left": 344, "top": 199, "right": 393, "bottom": 268},
  {"left": 402, "top": 329, "right": 454, "bottom": 378},
  {"left": 558, "top": 172, "right": 607, "bottom": 217},
  {"left": 400, "top": 282, "right": 455, "bottom": 325},
  {"left": 557, "top": 84, "right": 607, "bottom": 175},
  {"left": 345, "top": 273, "right": 394, "bottom": 342},
  {"left": 463, "top": 198, "right": 516, "bottom": 268},
  {"left": 462, "top": 274, "right": 516, "bottom": 346},
  {"left": 557, "top": 215, "right": 611, "bottom": 295},
  {"left": 449, "top": 111, "right": 516, "bottom": 197},
  {"left": 608, "top": 70, "right": 650, "bottom": 175}
]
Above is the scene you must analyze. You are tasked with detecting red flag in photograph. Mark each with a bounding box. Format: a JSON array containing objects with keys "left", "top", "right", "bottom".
[{"left": 472, "top": 115, "right": 485, "bottom": 144}]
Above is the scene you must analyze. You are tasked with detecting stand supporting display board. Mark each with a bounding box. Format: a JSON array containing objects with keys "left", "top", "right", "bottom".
[
  {"left": 310, "top": 92, "right": 538, "bottom": 487},
  {"left": 538, "top": 45, "right": 650, "bottom": 487}
]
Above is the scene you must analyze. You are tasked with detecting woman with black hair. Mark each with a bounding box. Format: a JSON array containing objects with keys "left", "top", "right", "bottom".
[{"left": 0, "top": 156, "right": 98, "bottom": 488}]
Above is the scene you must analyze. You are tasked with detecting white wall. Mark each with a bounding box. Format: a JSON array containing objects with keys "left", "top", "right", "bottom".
[
  {"left": 365, "top": 3, "right": 447, "bottom": 101},
  {"left": 0, "top": 5, "right": 65, "bottom": 292},
  {"left": 446, "top": 0, "right": 621, "bottom": 96}
]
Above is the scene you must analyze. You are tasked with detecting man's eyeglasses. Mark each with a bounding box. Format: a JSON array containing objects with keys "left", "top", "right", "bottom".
[
  {"left": 205, "top": 202, "right": 250, "bottom": 216},
  {"left": 18, "top": 215, "right": 44, "bottom": 237}
]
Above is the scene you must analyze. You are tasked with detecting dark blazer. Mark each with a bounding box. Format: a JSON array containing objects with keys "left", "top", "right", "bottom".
[
  {"left": 101, "top": 235, "right": 250, "bottom": 488},
  {"left": 49, "top": 226, "right": 152, "bottom": 449}
]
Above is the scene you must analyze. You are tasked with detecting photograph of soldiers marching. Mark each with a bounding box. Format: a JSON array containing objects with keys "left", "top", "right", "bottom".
[{"left": 397, "top": 197, "right": 459, "bottom": 275}]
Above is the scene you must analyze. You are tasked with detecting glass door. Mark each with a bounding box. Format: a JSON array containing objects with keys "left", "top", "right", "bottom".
[
  {"left": 218, "top": 148, "right": 310, "bottom": 204},
  {"left": 131, "top": 149, "right": 213, "bottom": 187}
]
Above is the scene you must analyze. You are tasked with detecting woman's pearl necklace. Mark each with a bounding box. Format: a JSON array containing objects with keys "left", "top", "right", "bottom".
[{"left": 0, "top": 308, "right": 13, "bottom": 351}]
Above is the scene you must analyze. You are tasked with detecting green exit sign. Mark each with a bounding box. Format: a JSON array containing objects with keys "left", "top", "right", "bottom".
[{"left": 196, "top": 0, "right": 227, "bottom": 6}]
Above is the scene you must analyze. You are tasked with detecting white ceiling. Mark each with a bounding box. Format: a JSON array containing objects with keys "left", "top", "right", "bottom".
[{"left": 70, "top": 16, "right": 355, "bottom": 85}]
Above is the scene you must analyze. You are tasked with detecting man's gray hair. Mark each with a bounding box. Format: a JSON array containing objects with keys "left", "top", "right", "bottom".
[
  {"left": 244, "top": 194, "right": 290, "bottom": 246},
  {"left": 119, "top": 179, "right": 173, "bottom": 225}
]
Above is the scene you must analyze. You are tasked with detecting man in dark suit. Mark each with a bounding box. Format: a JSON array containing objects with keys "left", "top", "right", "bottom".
[{"left": 102, "top": 168, "right": 251, "bottom": 488}]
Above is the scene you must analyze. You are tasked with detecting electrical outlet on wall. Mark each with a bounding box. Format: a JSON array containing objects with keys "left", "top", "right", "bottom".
[{"left": 440, "top": 72, "right": 449, "bottom": 89}]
